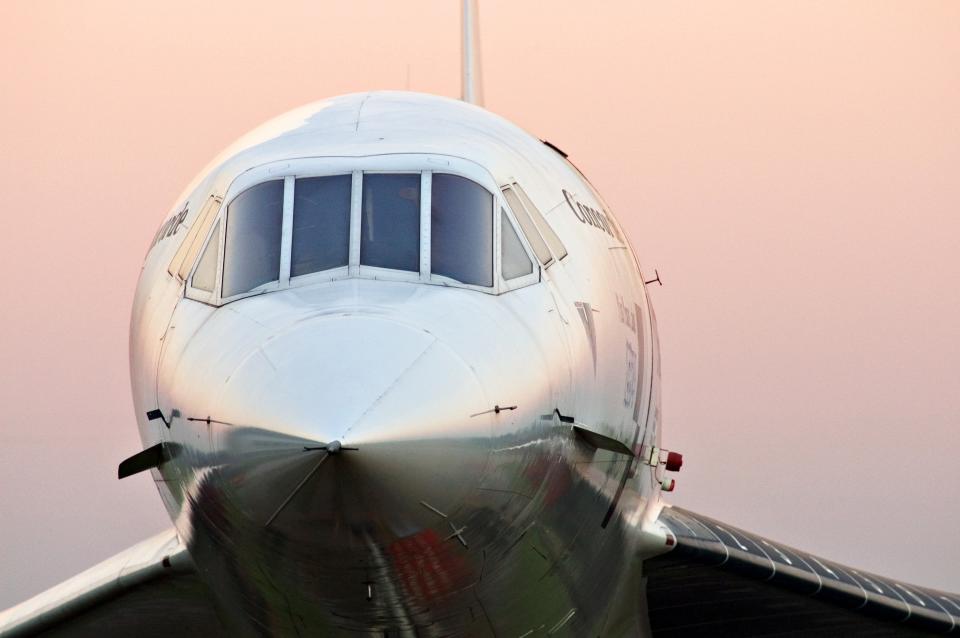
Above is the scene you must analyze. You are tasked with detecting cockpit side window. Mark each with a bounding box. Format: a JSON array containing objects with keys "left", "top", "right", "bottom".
[
  {"left": 502, "top": 186, "right": 553, "bottom": 267},
  {"left": 513, "top": 183, "right": 568, "bottom": 261},
  {"left": 430, "top": 173, "right": 493, "bottom": 287},
  {"left": 192, "top": 220, "right": 220, "bottom": 292},
  {"left": 222, "top": 179, "right": 284, "bottom": 298},
  {"left": 360, "top": 174, "right": 420, "bottom": 273},
  {"left": 501, "top": 209, "right": 533, "bottom": 280},
  {"left": 169, "top": 195, "right": 222, "bottom": 281},
  {"left": 291, "top": 175, "right": 351, "bottom": 278}
]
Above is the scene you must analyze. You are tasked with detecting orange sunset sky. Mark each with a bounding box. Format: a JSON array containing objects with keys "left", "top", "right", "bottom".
[{"left": 0, "top": 1, "right": 958, "bottom": 607}]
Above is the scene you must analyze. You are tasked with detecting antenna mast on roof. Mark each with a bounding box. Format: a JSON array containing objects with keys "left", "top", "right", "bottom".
[{"left": 461, "top": 0, "right": 484, "bottom": 106}]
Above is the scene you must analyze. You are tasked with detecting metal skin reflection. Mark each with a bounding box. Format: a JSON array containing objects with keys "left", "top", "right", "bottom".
[{"left": 130, "top": 92, "right": 666, "bottom": 636}]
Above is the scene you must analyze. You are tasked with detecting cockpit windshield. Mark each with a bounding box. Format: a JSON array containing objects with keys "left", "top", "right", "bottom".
[
  {"left": 431, "top": 173, "right": 493, "bottom": 287},
  {"left": 361, "top": 174, "right": 421, "bottom": 273},
  {"left": 184, "top": 165, "right": 546, "bottom": 304},
  {"left": 222, "top": 180, "right": 284, "bottom": 298},
  {"left": 291, "top": 175, "right": 351, "bottom": 278}
]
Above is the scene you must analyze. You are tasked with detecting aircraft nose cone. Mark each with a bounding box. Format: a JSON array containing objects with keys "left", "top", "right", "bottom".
[{"left": 209, "top": 315, "right": 493, "bottom": 540}]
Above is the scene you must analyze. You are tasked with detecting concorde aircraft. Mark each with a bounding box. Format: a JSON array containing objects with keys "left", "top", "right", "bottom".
[{"left": 1, "top": 2, "right": 957, "bottom": 636}]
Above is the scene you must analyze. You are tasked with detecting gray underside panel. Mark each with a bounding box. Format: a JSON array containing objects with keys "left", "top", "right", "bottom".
[
  {"left": 646, "top": 506, "right": 958, "bottom": 636},
  {"left": 31, "top": 572, "right": 228, "bottom": 638}
]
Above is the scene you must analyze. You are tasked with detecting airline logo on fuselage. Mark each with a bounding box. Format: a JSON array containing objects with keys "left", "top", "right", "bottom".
[
  {"left": 148, "top": 204, "right": 188, "bottom": 253},
  {"left": 563, "top": 189, "right": 623, "bottom": 242}
]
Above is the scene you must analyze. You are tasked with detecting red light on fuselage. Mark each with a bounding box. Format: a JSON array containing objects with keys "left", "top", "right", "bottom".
[{"left": 665, "top": 451, "right": 683, "bottom": 472}]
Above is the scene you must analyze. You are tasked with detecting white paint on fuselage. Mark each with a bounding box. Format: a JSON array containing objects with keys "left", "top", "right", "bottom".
[{"left": 129, "top": 91, "right": 664, "bottom": 634}]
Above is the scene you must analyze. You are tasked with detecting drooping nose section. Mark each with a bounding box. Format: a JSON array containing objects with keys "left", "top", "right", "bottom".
[{"left": 209, "top": 314, "right": 493, "bottom": 544}]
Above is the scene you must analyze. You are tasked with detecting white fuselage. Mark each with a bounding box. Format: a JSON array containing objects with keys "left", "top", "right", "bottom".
[{"left": 130, "top": 92, "right": 665, "bottom": 636}]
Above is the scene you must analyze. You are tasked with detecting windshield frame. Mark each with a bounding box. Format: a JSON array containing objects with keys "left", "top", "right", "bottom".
[{"left": 184, "top": 154, "right": 542, "bottom": 306}]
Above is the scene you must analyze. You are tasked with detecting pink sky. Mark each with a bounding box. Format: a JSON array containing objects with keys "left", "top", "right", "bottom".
[{"left": 1, "top": 1, "right": 958, "bottom": 606}]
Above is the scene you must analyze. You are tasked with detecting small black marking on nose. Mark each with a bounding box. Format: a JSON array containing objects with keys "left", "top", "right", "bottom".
[
  {"left": 420, "top": 501, "right": 448, "bottom": 518},
  {"left": 146, "top": 409, "right": 171, "bottom": 428},
  {"left": 445, "top": 522, "right": 469, "bottom": 548}
]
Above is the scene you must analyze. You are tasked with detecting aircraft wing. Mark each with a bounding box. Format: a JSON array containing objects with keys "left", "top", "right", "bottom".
[
  {"left": 646, "top": 505, "right": 959, "bottom": 636},
  {"left": 5, "top": 515, "right": 956, "bottom": 636},
  {"left": 0, "top": 529, "right": 227, "bottom": 637}
]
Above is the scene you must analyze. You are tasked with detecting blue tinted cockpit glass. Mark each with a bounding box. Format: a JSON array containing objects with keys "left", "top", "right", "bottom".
[
  {"left": 431, "top": 174, "right": 493, "bottom": 287},
  {"left": 291, "top": 175, "right": 351, "bottom": 277},
  {"left": 222, "top": 180, "right": 283, "bottom": 298},
  {"left": 360, "top": 174, "right": 420, "bottom": 273}
]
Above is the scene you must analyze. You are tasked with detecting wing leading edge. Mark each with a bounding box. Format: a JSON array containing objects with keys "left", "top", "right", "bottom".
[
  {"left": 646, "top": 506, "right": 959, "bottom": 636},
  {"left": 0, "top": 529, "right": 227, "bottom": 637}
]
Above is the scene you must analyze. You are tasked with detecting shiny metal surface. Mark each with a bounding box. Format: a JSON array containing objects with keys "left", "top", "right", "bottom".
[
  {"left": 648, "top": 507, "right": 960, "bottom": 635},
  {"left": 127, "top": 93, "right": 664, "bottom": 635}
]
